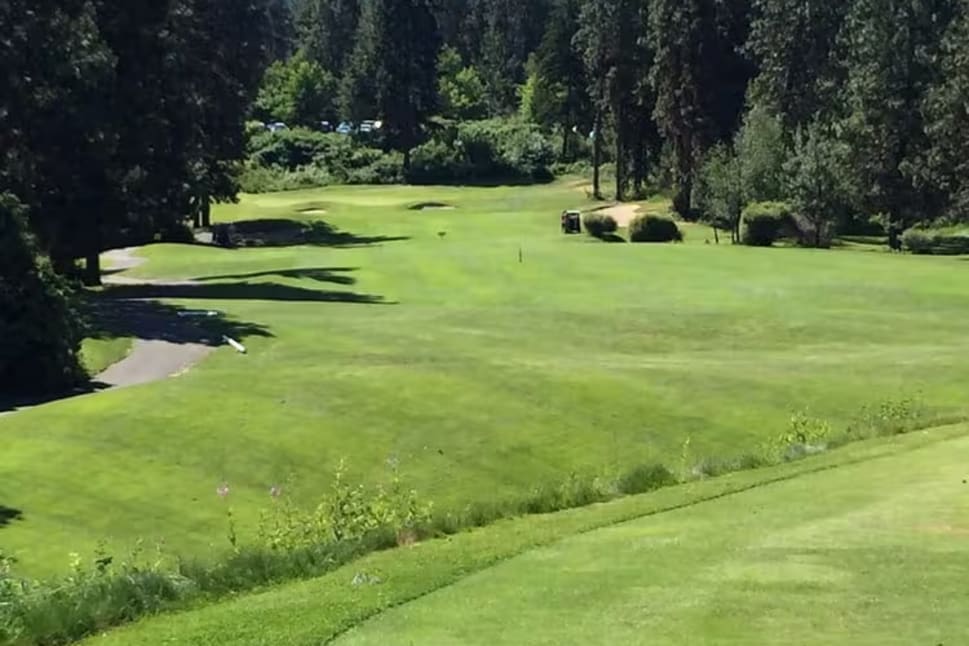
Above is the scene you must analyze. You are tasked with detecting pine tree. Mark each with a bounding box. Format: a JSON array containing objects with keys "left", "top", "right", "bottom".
[
  {"left": 373, "top": 0, "right": 442, "bottom": 166},
  {"left": 924, "top": 1, "right": 969, "bottom": 220},
  {"left": 748, "top": 0, "right": 850, "bottom": 129},
  {"left": 340, "top": 0, "right": 382, "bottom": 120},
  {"left": 297, "top": 0, "right": 360, "bottom": 72},
  {"left": 840, "top": 0, "right": 956, "bottom": 227}
]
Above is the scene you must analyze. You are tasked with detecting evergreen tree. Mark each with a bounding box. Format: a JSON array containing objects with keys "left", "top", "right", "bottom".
[
  {"left": 924, "top": 1, "right": 969, "bottom": 220},
  {"left": 0, "top": 194, "right": 83, "bottom": 394},
  {"left": 839, "top": 0, "right": 956, "bottom": 227},
  {"left": 748, "top": 0, "right": 850, "bottom": 128},
  {"left": 297, "top": 0, "right": 360, "bottom": 72},
  {"left": 340, "top": 0, "right": 382, "bottom": 120},
  {"left": 373, "top": 0, "right": 442, "bottom": 166}
]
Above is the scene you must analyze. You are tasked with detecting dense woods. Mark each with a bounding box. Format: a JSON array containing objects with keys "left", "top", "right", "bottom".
[{"left": 4, "top": 0, "right": 969, "bottom": 394}]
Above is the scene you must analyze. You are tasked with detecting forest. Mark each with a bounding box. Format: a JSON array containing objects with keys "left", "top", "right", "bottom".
[{"left": 3, "top": 0, "right": 969, "bottom": 395}]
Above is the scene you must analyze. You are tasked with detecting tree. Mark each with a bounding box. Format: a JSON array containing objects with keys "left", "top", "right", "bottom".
[
  {"left": 748, "top": 0, "right": 851, "bottom": 129},
  {"left": 255, "top": 56, "right": 339, "bottom": 125},
  {"left": 529, "top": 0, "right": 591, "bottom": 161},
  {"left": 575, "top": 0, "right": 615, "bottom": 200},
  {"left": 784, "top": 121, "right": 852, "bottom": 247},
  {"left": 438, "top": 46, "right": 488, "bottom": 121},
  {"left": 373, "top": 0, "right": 442, "bottom": 167},
  {"left": 924, "top": 1, "right": 969, "bottom": 220},
  {"left": 296, "top": 0, "right": 360, "bottom": 72},
  {"left": 340, "top": 0, "right": 382, "bottom": 120},
  {"left": 696, "top": 144, "right": 744, "bottom": 243},
  {"left": 0, "top": 194, "right": 83, "bottom": 394},
  {"left": 839, "top": 0, "right": 956, "bottom": 228},
  {"left": 736, "top": 102, "right": 787, "bottom": 203},
  {"left": 649, "top": 0, "right": 706, "bottom": 214}
]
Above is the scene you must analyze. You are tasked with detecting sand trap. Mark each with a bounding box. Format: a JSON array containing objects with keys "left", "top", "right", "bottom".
[
  {"left": 301, "top": 209, "right": 328, "bottom": 215},
  {"left": 597, "top": 204, "right": 642, "bottom": 227}
]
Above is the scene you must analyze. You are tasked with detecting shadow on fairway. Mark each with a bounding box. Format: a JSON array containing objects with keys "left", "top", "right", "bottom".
[
  {"left": 195, "top": 266, "right": 359, "bottom": 286},
  {"left": 99, "top": 281, "right": 391, "bottom": 304},
  {"left": 83, "top": 296, "right": 277, "bottom": 348},
  {"left": 0, "top": 505, "right": 23, "bottom": 528},
  {"left": 211, "top": 219, "right": 410, "bottom": 249}
]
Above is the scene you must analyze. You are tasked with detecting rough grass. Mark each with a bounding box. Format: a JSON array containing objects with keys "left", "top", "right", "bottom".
[
  {"left": 3, "top": 181, "right": 969, "bottom": 578},
  {"left": 83, "top": 424, "right": 969, "bottom": 645}
]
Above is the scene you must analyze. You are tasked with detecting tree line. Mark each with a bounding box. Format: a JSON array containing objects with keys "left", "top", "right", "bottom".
[{"left": 4, "top": 0, "right": 969, "bottom": 393}]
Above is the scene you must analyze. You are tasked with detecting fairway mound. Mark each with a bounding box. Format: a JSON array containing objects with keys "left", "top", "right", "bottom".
[{"left": 409, "top": 202, "right": 456, "bottom": 211}]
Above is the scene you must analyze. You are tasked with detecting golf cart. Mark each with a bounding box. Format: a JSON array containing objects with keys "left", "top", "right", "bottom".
[{"left": 561, "top": 210, "right": 582, "bottom": 234}]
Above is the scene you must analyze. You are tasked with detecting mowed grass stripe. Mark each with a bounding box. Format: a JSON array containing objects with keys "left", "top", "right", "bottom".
[{"left": 84, "top": 424, "right": 969, "bottom": 646}]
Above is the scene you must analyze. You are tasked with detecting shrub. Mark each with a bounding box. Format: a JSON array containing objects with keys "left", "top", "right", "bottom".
[
  {"left": 583, "top": 212, "right": 618, "bottom": 239},
  {"left": 741, "top": 201, "right": 793, "bottom": 247},
  {"left": 408, "top": 119, "right": 555, "bottom": 184},
  {"left": 248, "top": 128, "right": 340, "bottom": 170},
  {"left": 0, "top": 194, "right": 84, "bottom": 394},
  {"left": 616, "top": 464, "right": 677, "bottom": 495},
  {"left": 628, "top": 214, "right": 683, "bottom": 243},
  {"left": 902, "top": 225, "right": 969, "bottom": 255}
]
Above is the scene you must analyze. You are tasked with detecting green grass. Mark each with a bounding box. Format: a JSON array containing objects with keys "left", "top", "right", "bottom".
[
  {"left": 83, "top": 424, "right": 969, "bottom": 645},
  {"left": 79, "top": 338, "right": 133, "bottom": 376},
  {"left": 3, "top": 181, "right": 969, "bottom": 577}
]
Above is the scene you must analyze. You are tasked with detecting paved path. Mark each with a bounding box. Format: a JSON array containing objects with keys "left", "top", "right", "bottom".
[{"left": 95, "top": 248, "right": 215, "bottom": 389}]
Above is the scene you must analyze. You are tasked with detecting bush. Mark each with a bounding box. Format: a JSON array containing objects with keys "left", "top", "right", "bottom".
[
  {"left": 616, "top": 464, "right": 677, "bottom": 495},
  {"left": 238, "top": 163, "right": 333, "bottom": 193},
  {"left": 407, "top": 119, "right": 555, "bottom": 184},
  {"left": 583, "top": 212, "right": 618, "bottom": 239},
  {"left": 628, "top": 214, "right": 683, "bottom": 243},
  {"left": 902, "top": 225, "right": 969, "bottom": 255},
  {"left": 0, "top": 194, "right": 84, "bottom": 394},
  {"left": 248, "top": 128, "right": 340, "bottom": 170},
  {"left": 741, "top": 201, "right": 792, "bottom": 247}
]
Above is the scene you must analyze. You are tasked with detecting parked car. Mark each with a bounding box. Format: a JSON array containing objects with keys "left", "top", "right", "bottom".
[
  {"left": 336, "top": 121, "right": 354, "bottom": 135},
  {"left": 319, "top": 121, "right": 334, "bottom": 133},
  {"left": 267, "top": 122, "right": 288, "bottom": 133}
]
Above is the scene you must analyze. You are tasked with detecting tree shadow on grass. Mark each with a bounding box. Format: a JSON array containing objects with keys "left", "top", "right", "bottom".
[
  {"left": 213, "top": 219, "right": 410, "bottom": 249},
  {"left": 194, "top": 267, "right": 359, "bottom": 286},
  {"left": 99, "top": 281, "right": 392, "bottom": 304},
  {"left": 0, "top": 505, "right": 23, "bottom": 528}
]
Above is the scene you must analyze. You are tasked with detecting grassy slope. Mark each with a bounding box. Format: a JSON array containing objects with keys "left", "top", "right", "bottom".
[
  {"left": 85, "top": 424, "right": 969, "bottom": 645},
  {"left": 338, "top": 429, "right": 969, "bottom": 646},
  {"left": 3, "top": 182, "right": 969, "bottom": 575},
  {"left": 79, "top": 338, "right": 133, "bottom": 376}
]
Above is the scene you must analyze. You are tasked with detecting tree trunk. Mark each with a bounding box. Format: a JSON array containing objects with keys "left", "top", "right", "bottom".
[
  {"left": 192, "top": 197, "right": 202, "bottom": 229},
  {"left": 592, "top": 110, "right": 602, "bottom": 200},
  {"left": 201, "top": 196, "right": 211, "bottom": 228},
  {"left": 673, "top": 173, "right": 692, "bottom": 217},
  {"left": 616, "top": 110, "right": 626, "bottom": 202},
  {"left": 84, "top": 252, "right": 101, "bottom": 286}
]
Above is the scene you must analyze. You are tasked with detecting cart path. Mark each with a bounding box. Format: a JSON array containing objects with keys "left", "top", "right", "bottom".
[{"left": 96, "top": 248, "right": 215, "bottom": 389}]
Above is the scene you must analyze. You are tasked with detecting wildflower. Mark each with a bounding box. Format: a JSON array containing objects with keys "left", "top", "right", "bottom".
[{"left": 217, "top": 483, "right": 230, "bottom": 499}]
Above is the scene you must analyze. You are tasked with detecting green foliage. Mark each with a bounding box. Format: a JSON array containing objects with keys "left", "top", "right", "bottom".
[
  {"left": 0, "top": 195, "right": 83, "bottom": 394},
  {"left": 628, "top": 213, "right": 683, "bottom": 243},
  {"left": 582, "top": 212, "right": 619, "bottom": 239},
  {"left": 901, "top": 225, "right": 969, "bottom": 255},
  {"left": 784, "top": 121, "right": 853, "bottom": 248},
  {"left": 253, "top": 55, "right": 338, "bottom": 126},
  {"left": 438, "top": 46, "right": 488, "bottom": 121},
  {"left": 258, "top": 461, "right": 432, "bottom": 550},
  {"left": 407, "top": 119, "right": 555, "bottom": 184},
  {"left": 737, "top": 102, "right": 788, "bottom": 203},
  {"left": 616, "top": 464, "right": 677, "bottom": 495},
  {"left": 695, "top": 144, "right": 744, "bottom": 240},
  {"left": 741, "top": 201, "right": 792, "bottom": 247},
  {"left": 770, "top": 409, "right": 833, "bottom": 461},
  {"left": 848, "top": 394, "right": 930, "bottom": 439}
]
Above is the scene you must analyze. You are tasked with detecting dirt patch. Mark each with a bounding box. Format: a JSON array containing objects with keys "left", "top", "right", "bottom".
[{"left": 409, "top": 202, "right": 456, "bottom": 211}]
